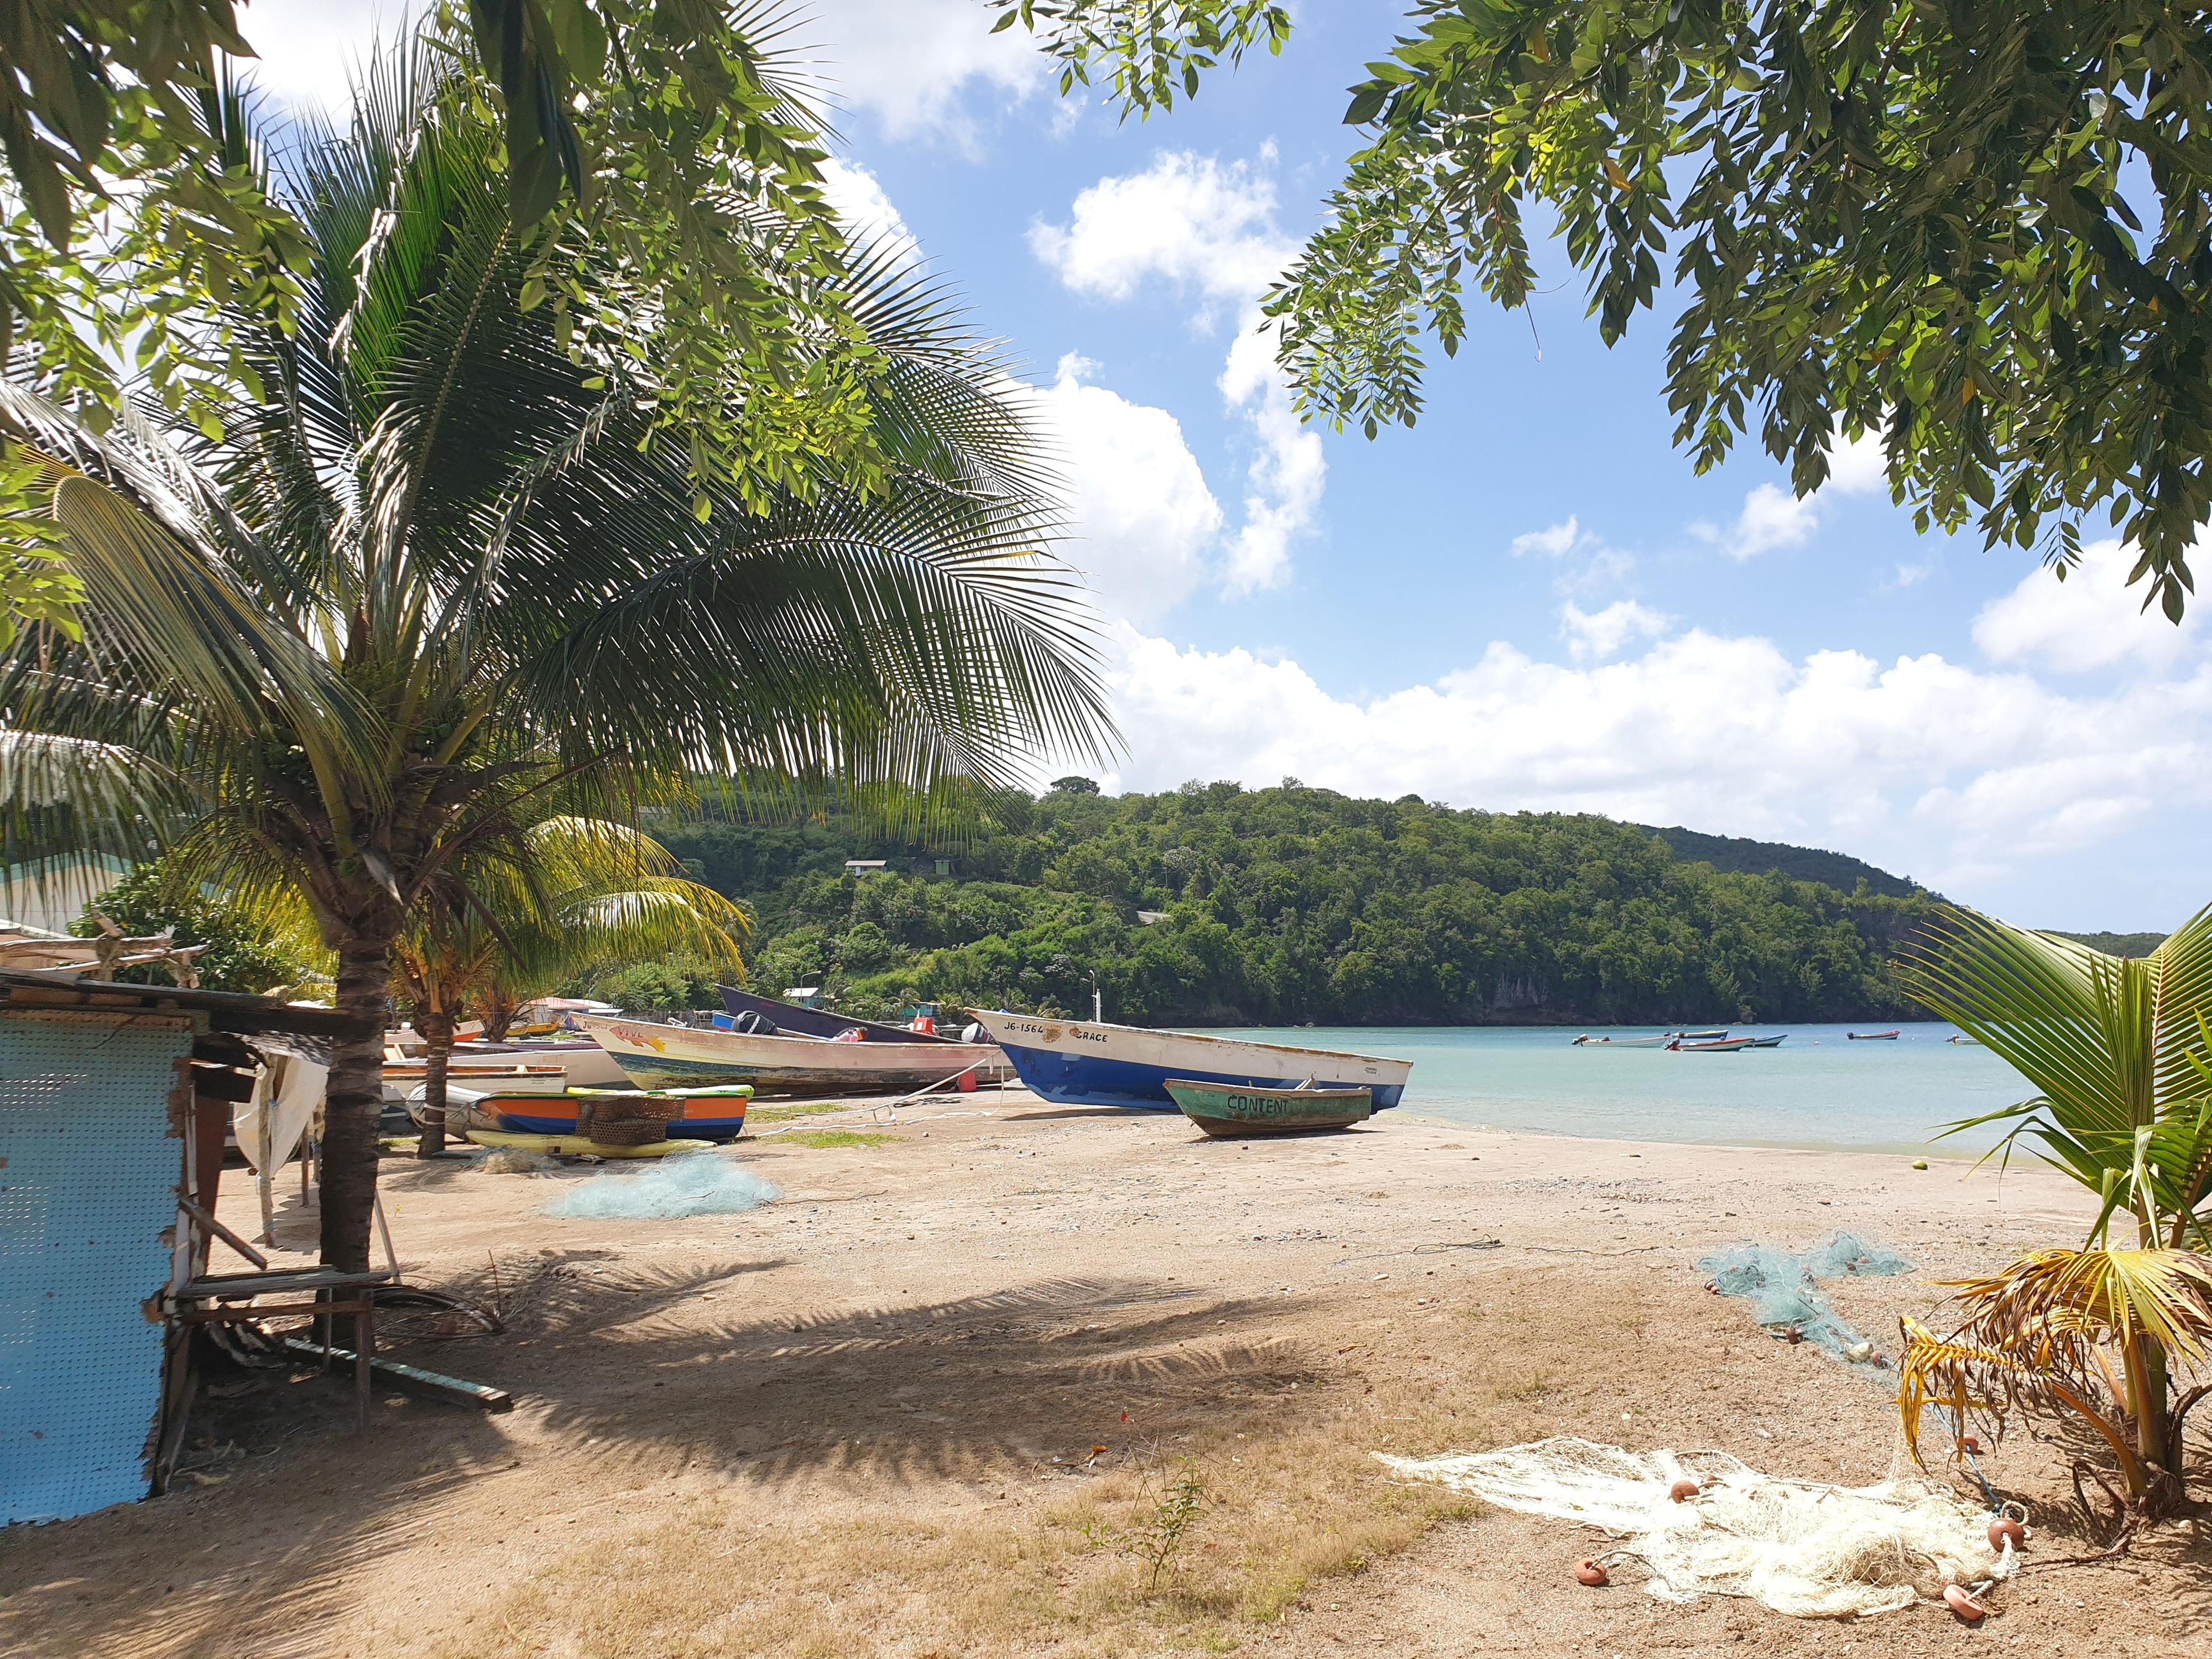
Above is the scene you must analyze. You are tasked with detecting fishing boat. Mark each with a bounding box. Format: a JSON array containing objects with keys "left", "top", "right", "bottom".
[
  {"left": 1165, "top": 1078, "right": 1373, "bottom": 1138},
  {"left": 1571, "top": 1034, "right": 1671, "bottom": 1048},
  {"left": 573, "top": 1013, "right": 1008, "bottom": 1096},
  {"left": 1847, "top": 1030, "right": 1901, "bottom": 1041},
  {"left": 1946, "top": 1034, "right": 1981, "bottom": 1046},
  {"left": 449, "top": 1035, "right": 631, "bottom": 1087},
  {"left": 1666, "top": 1028, "right": 1730, "bottom": 1041},
  {"left": 1667, "top": 1036, "right": 1754, "bottom": 1052},
  {"left": 1744, "top": 1035, "right": 1788, "bottom": 1048},
  {"left": 968, "top": 1010, "right": 1411, "bottom": 1112},
  {"left": 384, "top": 1059, "right": 567, "bottom": 1111},
  {"left": 716, "top": 984, "right": 969, "bottom": 1044},
  {"left": 472, "top": 1083, "right": 754, "bottom": 1139}
]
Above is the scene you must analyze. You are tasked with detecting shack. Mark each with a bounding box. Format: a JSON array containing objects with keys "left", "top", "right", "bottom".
[{"left": 0, "top": 972, "right": 372, "bottom": 1525}]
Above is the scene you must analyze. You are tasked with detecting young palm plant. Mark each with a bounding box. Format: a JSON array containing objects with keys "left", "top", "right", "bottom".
[
  {"left": 1898, "top": 909, "right": 2212, "bottom": 1520},
  {"left": 394, "top": 815, "right": 749, "bottom": 1155},
  {"left": 0, "top": 46, "right": 1109, "bottom": 1275}
]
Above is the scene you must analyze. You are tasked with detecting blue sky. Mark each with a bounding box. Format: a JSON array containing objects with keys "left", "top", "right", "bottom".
[{"left": 246, "top": 1, "right": 2212, "bottom": 931}]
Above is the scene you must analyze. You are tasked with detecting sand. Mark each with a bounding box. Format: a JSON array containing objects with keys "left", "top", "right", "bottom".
[{"left": 4, "top": 1095, "right": 2208, "bottom": 1657}]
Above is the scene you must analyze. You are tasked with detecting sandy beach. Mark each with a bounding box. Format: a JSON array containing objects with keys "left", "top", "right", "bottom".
[{"left": 5, "top": 1094, "right": 2207, "bottom": 1657}]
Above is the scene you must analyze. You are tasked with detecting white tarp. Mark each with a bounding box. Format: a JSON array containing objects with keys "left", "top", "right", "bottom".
[{"left": 232, "top": 1052, "right": 326, "bottom": 1242}]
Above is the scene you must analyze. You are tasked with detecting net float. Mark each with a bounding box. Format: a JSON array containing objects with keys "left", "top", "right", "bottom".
[
  {"left": 1988, "top": 1516, "right": 2025, "bottom": 1552},
  {"left": 1668, "top": 1478, "right": 1702, "bottom": 1502},
  {"left": 1961, "top": 1433, "right": 1981, "bottom": 1453},
  {"left": 1574, "top": 1559, "right": 1609, "bottom": 1587},
  {"left": 1944, "top": 1585, "right": 1986, "bottom": 1623}
]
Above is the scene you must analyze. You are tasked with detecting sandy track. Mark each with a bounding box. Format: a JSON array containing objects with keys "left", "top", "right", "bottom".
[{"left": 4, "top": 1099, "right": 2206, "bottom": 1657}]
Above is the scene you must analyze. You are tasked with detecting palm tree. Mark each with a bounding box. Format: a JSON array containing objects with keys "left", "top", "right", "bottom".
[
  {"left": 1898, "top": 908, "right": 2212, "bottom": 1517},
  {"left": 395, "top": 815, "right": 750, "bottom": 1155},
  {"left": 0, "top": 48, "right": 1110, "bottom": 1276}
]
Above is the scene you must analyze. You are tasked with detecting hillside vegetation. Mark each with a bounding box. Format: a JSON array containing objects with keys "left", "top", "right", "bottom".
[{"left": 645, "top": 783, "right": 1943, "bottom": 1027}]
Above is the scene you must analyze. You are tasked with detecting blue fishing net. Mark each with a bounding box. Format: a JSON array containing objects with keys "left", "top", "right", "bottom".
[
  {"left": 542, "top": 1152, "right": 780, "bottom": 1220},
  {"left": 1698, "top": 1232, "right": 1912, "bottom": 1368}
]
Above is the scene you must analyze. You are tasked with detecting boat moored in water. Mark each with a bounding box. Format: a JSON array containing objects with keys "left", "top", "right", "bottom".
[
  {"left": 969, "top": 1010, "right": 1410, "bottom": 1111},
  {"left": 575, "top": 1013, "right": 1008, "bottom": 1095},
  {"left": 1571, "top": 1034, "right": 1672, "bottom": 1048},
  {"left": 1667, "top": 1036, "right": 1755, "bottom": 1052},
  {"left": 1744, "top": 1035, "right": 1787, "bottom": 1048}
]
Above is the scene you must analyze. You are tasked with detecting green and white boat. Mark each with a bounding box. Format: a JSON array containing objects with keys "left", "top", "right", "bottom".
[{"left": 1164, "top": 1077, "right": 1374, "bottom": 1138}]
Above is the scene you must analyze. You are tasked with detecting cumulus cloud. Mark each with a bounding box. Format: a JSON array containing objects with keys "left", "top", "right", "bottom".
[
  {"left": 1032, "top": 149, "right": 1321, "bottom": 595},
  {"left": 228, "top": 0, "right": 389, "bottom": 114},
  {"left": 1097, "top": 618, "right": 2212, "bottom": 895},
  {"left": 1512, "top": 518, "right": 1585, "bottom": 559},
  {"left": 1973, "top": 537, "right": 2197, "bottom": 674},
  {"left": 1692, "top": 431, "right": 1888, "bottom": 560},
  {"left": 1032, "top": 357, "right": 1225, "bottom": 624},
  {"left": 801, "top": 0, "right": 1045, "bottom": 147},
  {"left": 820, "top": 158, "right": 921, "bottom": 267},
  {"left": 1560, "top": 600, "right": 1672, "bottom": 663}
]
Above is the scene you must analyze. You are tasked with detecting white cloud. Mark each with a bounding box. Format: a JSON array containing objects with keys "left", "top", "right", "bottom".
[
  {"left": 800, "top": 1, "right": 1045, "bottom": 147},
  {"left": 819, "top": 158, "right": 920, "bottom": 267},
  {"left": 1033, "top": 357, "right": 1224, "bottom": 625},
  {"left": 1028, "top": 149, "right": 1292, "bottom": 311},
  {"left": 1691, "top": 431, "right": 1889, "bottom": 560},
  {"left": 1033, "top": 149, "right": 1323, "bottom": 596},
  {"left": 1099, "top": 619, "right": 2212, "bottom": 896},
  {"left": 1560, "top": 600, "right": 1671, "bottom": 663},
  {"left": 1512, "top": 518, "right": 1584, "bottom": 559},
  {"left": 1973, "top": 537, "right": 2197, "bottom": 674},
  {"left": 229, "top": 0, "right": 392, "bottom": 115}
]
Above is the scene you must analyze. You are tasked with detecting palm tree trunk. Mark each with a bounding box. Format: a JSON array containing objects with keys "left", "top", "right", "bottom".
[
  {"left": 415, "top": 1005, "right": 454, "bottom": 1158},
  {"left": 320, "top": 933, "right": 393, "bottom": 1277},
  {"left": 2138, "top": 1337, "right": 2174, "bottom": 1490}
]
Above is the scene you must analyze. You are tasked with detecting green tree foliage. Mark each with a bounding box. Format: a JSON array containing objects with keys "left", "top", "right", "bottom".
[
  {"left": 71, "top": 855, "right": 326, "bottom": 994},
  {"left": 1013, "top": 2, "right": 2212, "bottom": 615},
  {"left": 705, "top": 784, "right": 1938, "bottom": 1025},
  {"left": 0, "top": 44, "right": 1108, "bottom": 1275}
]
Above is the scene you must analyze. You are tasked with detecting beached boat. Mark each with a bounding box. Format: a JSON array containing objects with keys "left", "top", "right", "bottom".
[
  {"left": 473, "top": 1084, "right": 754, "bottom": 1139},
  {"left": 1745, "top": 1035, "right": 1787, "bottom": 1048},
  {"left": 1571, "top": 1034, "right": 1671, "bottom": 1048},
  {"left": 1666, "top": 1028, "right": 1730, "bottom": 1041},
  {"left": 466, "top": 1128, "right": 714, "bottom": 1160},
  {"left": 1165, "top": 1078, "right": 1373, "bottom": 1138},
  {"left": 716, "top": 984, "right": 967, "bottom": 1044},
  {"left": 573, "top": 1013, "right": 1007, "bottom": 1096},
  {"left": 1667, "top": 1036, "right": 1754, "bottom": 1052},
  {"left": 1847, "top": 1030, "right": 1901, "bottom": 1041},
  {"left": 968, "top": 1010, "right": 1411, "bottom": 1112},
  {"left": 451, "top": 1036, "right": 630, "bottom": 1087}
]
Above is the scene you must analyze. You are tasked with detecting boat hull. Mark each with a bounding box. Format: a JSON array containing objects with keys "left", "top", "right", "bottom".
[
  {"left": 574, "top": 1014, "right": 1008, "bottom": 1096},
  {"left": 1166, "top": 1079, "right": 1373, "bottom": 1136},
  {"left": 487, "top": 1086, "right": 754, "bottom": 1140},
  {"left": 1572, "top": 1035, "right": 1670, "bottom": 1048},
  {"left": 716, "top": 985, "right": 963, "bottom": 1045},
  {"left": 969, "top": 1011, "right": 1410, "bottom": 1112}
]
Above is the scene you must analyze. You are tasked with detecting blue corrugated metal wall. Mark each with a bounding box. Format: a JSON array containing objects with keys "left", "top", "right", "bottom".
[{"left": 1, "top": 1010, "right": 195, "bottom": 1524}]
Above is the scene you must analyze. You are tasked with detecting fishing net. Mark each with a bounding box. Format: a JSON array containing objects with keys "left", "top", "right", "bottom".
[
  {"left": 542, "top": 1152, "right": 780, "bottom": 1220},
  {"left": 1699, "top": 1232, "right": 1912, "bottom": 1366},
  {"left": 1380, "top": 1438, "right": 2014, "bottom": 1619}
]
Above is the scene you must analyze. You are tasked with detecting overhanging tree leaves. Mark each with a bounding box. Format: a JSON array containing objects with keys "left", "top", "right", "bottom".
[{"left": 1014, "top": 2, "right": 2212, "bottom": 619}]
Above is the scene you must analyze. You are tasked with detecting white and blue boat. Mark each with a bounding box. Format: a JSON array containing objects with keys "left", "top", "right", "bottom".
[{"left": 969, "top": 1010, "right": 1411, "bottom": 1112}]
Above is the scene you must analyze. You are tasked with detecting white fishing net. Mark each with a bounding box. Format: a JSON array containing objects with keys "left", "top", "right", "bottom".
[{"left": 1379, "top": 1437, "right": 2015, "bottom": 1619}]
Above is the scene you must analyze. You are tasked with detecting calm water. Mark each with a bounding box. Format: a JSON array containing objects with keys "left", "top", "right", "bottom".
[{"left": 1202, "top": 1024, "right": 2030, "bottom": 1157}]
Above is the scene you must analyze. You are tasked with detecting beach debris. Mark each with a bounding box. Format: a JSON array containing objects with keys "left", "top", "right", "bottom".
[
  {"left": 1944, "top": 1584, "right": 1987, "bottom": 1623},
  {"left": 1668, "top": 1479, "right": 1701, "bottom": 1503},
  {"left": 1574, "top": 1558, "right": 1609, "bottom": 1585},
  {"left": 1698, "top": 1233, "right": 1911, "bottom": 1368},
  {"left": 542, "top": 1151, "right": 780, "bottom": 1220},
  {"left": 1987, "top": 1515, "right": 2026, "bottom": 1552},
  {"left": 1377, "top": 1437, "right": 2016, "bottom": 1620}
]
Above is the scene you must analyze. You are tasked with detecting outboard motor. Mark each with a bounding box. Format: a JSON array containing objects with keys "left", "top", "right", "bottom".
[{"left": 733, "top": 1009, "right": 779, "bottom": 1036}]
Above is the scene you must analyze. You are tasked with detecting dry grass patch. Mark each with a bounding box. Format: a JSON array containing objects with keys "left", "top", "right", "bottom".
[{"left": 427, "top": 1392, "right": 1480, "bottom": 1658}]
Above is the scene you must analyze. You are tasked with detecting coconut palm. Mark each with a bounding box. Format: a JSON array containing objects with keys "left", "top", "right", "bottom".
[
  {"left": 394, "top": 815, "right": 749, "bottom": 1155},
  {"left": 1898, "top": 908, "right": 2212, "bottom": 1516},
  {"left": 0, "top": 47, "right": 1110, "bottom": 1276}
]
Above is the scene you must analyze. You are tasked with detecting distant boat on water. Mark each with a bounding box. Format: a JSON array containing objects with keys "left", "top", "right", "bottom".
[
  {"left": 1666, "top": 1029, "right": 1730, "bottom": 1041},
  {"left": 1744, "top": 1035, "right": 1788, "bottom": 1048},
  {"left": 1572, "top": 1034, "right": 1671, "bottom": 1048},
  {"left": 970, "top": 1010, "right": 1411, "bottom": 1112},
  {"left": 1667, "top": 1036, "right": 1755, "bottom": 1052},
  {"left": 1848, "top": 1029, "right": 1902, "bottom": 1041},
  {"left": 1947, "top": 1034, "right": 1981, "bottom": 1045}
]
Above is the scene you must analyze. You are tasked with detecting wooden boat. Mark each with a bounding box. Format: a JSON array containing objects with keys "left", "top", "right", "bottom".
[
  {"left": 1946, "top": 1034, "right": 1981, "bottom": 1046},
  {"left": 450, "top": 1035, "right": 630, "bottom": 1087},
  {"left": 465, "top": 1128, "right": 714, "bottom": 1160},
  {"left": 1166, "top": 1078, "right": 1373, "bottom": 1137},
  {"left": 1745, "top": 1035, "right": 1787, "bottom": 1048},
  {"left": 1667, "top": 1036, "right": 1754, "bottom": 1052},
  {"left": 1847, "top": 1030, "right": 1901, "bottom": 1041},
  {"left": 573, "top": 1013, "right": 1008, "bottom": 1096},
  {"left": 476, "top": 1084, "right": 754, "bottom": 1140},
  {"left": 716, "top": 985, "right": 969, "bottom": 1044},
  {"left": 1666, "top": 1028, "right": 1730, "bottom": 1041},
  {"left": 969, "top": 1009, "right": 1411, "bottom": 1112},
  {"left": 1571, "top": 1034, "right": 1671, "bottom": 1048},
  {"left": 384, "top": 1060, "right": 567, "bottom": 1110}
]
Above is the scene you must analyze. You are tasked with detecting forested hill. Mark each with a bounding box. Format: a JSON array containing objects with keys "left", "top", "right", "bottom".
[
  {"left": 1637, "top": 825, "right": 1927, "bottom": 900},
  {"left": 645, "top": 783, "right": 1941, "bottom": 1027}
]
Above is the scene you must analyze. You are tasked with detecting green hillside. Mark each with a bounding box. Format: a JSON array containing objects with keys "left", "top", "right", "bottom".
[
  {"left": 1637, "top": 825, "right": 1926, "bottom": 900},
  {"left": 2046, "top": 929, "right": 2169, "bottom": 958},
  {"left": 642, "top": 783, "right": 1945, "bottom": 1027}
]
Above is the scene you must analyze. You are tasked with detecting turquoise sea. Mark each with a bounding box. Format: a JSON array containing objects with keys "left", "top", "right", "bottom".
[{"left": 1204, "top": 1024, "right": 2030, "bottom": 1157}]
